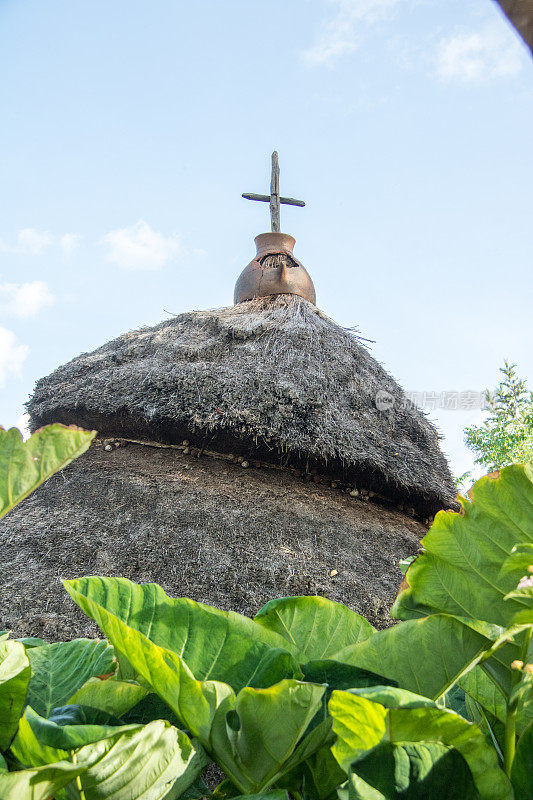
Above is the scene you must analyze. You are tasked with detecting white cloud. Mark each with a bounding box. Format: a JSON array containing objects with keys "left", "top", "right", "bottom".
[
  {"left": 435, "top": 21, "right": 524, "bottom": 84},
  {"left": 0, "top": 277, "right": 54, "bottom": 319},
  {"left": 102, "top": 219, "right": 183, "bottom": 271},
  {"left": 0, "top": 327, "right": 29, "bottom": 388},
  {"left": 59, "top": 233, "right": 82, "bottom": 257},
  {"left": 15, "top": 413, "right": 30, "bottom": 439},
  {"left": 16, "top": 228, "right": 53, "bottom": 255},
  {"left": 0, "top": 229, "right": 81, "bottom": 256},
  {"left": 302, "top": 0, "right": 404, "bottom": 66}
]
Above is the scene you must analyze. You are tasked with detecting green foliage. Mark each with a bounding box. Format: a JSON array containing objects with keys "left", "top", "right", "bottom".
[
  {"left": 63, "top": 576, "right": 299, "bottom": 690},
  {"left": 393, "top": 462, "right": 533, "bottom": 780},
  {"left": 1, "top": 421, "right": 533, "bottom": 798},
  {"left": 511, "top": 719, "right": 533, "bottom": 800},
  {"left": 329, "top": 689, "right": 512, "bottom": 799},
  {"left": 0, "top": 423, "right": 95, "bottom": 518},
  {"left": 254, "top": 596, "right": 375, "bottom": 660},
  {"left": 26, "top": 639, "right": 116, "bottom": 717},
  {"left": 0, "top": 758, "right": 88, "bottom": 800},
  {"left": 464, "top": 360, "right": 533, "bottom": 471},
  {"left": 0, "top": 640, "right": 31, "bottom": 749}
]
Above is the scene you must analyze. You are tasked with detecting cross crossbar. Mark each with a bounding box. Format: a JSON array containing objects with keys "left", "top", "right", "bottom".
[{"left": 242, "top": 151, "right": 305, "bottom": 232}]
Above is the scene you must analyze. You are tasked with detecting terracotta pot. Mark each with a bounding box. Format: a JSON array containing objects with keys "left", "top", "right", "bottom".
[{"left": 234, "top": 232, "right": 316, "bottom": 305}]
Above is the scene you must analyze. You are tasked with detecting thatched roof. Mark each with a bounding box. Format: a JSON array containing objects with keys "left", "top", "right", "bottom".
[
  {"left": 495, "top": 1, "right": 533, "bottom": 54},
  {"left": 0, "top": 441, "right": 426, "bottom": 639},
  {"left": 28, "top": 295, "right": 455, "bottom": 516}
]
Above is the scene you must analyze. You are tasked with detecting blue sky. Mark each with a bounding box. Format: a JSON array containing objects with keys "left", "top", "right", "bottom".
[{"left": 1, "top": 0, "right": 532, "bottom": 478}]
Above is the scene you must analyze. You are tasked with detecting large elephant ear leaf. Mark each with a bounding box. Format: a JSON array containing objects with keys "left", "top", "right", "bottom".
[
  {"left": 209, "top": 679, "right": 326, "bottom": 795},
  {"left": 62, "top": 583, "right": 235, "bottom": 746},
  {"left": 27, "top": 639, "right": 116, "bottom": 718},
  {"left": 329, "top": 613, "right": 501, "bottom": 700},
  {"left": 64, "top": 576, "right": 298, "bottom": 691},
  {"left": 329, "top": 690, "right": 513, "bottom": 800},
  {"left": 73, "top": 719, "right": 206, "bottom": 800},
  {"left": 0, "top": 639, "right": 31, "bottom": 749},
  {"left": 343, "top": 741, "right": 480, "bottom": 800},
  {"left": 0, "top": 759, "right": 87, "bottom": 800},
  {"left": 66, "top": 676, "right": 148, "bottom": 717},
  {"left": 393, "top": 463, "right": 533, "bottom": 628},
  {"left": 254, "top": 597, "right": 374, "bottom": 662},
  {"left": 0, "top": 424, "right": 95, "bottom": 518}
]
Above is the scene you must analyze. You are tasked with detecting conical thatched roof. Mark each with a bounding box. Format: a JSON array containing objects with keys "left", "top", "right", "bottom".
[{"left": 28, "top": 295, "right": 455, "bottom": 516}]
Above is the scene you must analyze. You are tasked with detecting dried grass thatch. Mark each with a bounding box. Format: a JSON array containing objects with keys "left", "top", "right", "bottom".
[
  {"left": 0, "top": 442, "right": 427, "bottom": 639},
  {"left": 28, "top": 296, "right": 455, "bottom": 516}
]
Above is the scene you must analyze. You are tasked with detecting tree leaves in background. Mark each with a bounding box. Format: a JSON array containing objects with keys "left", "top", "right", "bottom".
[
  {"left": 27, "top": 638, "right": 116, "bottom": 717},
  {"left": 254, "top": 597, "right": 374, "bottom": 662},
  {"left": 64, "top": 577, "right": 299, "bottom": 691},
  {"left": 0, "top": 424, "right": 95, "bottom": 518},
  {"left": 0, "top": 639, "right": 30, "bottom": 750}
]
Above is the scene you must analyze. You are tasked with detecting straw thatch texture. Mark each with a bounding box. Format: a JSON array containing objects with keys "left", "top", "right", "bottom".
[
  {"left": 28, "top": 296, "right": 455, "bottom": 516},
  {"left": 0, "top": 442, "right": 426, "bottom": 640}
]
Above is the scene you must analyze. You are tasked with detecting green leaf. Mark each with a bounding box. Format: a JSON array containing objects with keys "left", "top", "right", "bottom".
[
  {"left": 0, "top": 639, "right": 30, "bottom": 750},
  {"left": 0, "top": 424, "right": 95, "bottom": 518},
  {"left": 393, "top": 463, "right": 533, "bottom": 627},
  {"left": 329, "top": 690, "right": 512, "bottom": 800},
  {"left": 119, "top": 691, "right": 182, "bottom": 727},
  {"left": 346, "top": 686, "right": 436, "bottom": 709},
  {"left": 71, "top": 719, "right": 206, "bottom": 800},
  {"left": 15, "top": 638, "right": 47, "bottom": 649},
  {"left": 511, "top": 719, "right": 533, "bottom": 800},
  {"left": 301, "top": 661, "right": 397, "bottom": 693},
  {"left": 0, "top": 759, "right": 87, "bottom": 800},
  {"left": 330, "top": 614, "right": 499, "bottom": 700},
  {"left": 55, "top": 586, "right": 235, "bottom": 746},
  {"left": 501, "top": 543, "right": 533, "bottom": 576},
  {"left": 254, "top": 597, "right": 374, "bottom": 662},
  {"left": 209, "top": 679, "right": 326, "bottom": 794},
  {"left": 344, "top": 741, "right": 479, "bottom": 800},
  {"left": 22, "top": 705, "right": 135, "bottom": 751},
  {"left": 11, "top": 707, "right": 66, "bottom": 767},
  {"left": 399, "top": 555, "right": 416, "bottom": 576},
  {"left": 460, "top": 666, "right": 533, "bottom": 735},
  {"left": 12, "top": 713, "right": 206, "bottom": 800},
  {"left": 27, "top": 639, "right": 116, "bottom": 717},
  {"left": 64, "top": 577, "right": 298, "bottom": 691},
  {"left": 66, "top": 676, "right": 148, "bottom": 717},
  {"left": 224, "top": 793, "right": 289, "bottom": 800},
  {"left": 283, "top": 745, "right": 346, "bottom": 800}
]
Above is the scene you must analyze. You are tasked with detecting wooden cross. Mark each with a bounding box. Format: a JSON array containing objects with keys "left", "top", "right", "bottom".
[{"left": 242, "top": 151, "right": 305, "bottom": 233}]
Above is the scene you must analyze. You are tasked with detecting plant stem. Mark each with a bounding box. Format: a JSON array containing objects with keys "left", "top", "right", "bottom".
[
  {"left": 70, "top": 750, "right": 86, "bottom": 800},
  {"left": 504, "top": 627, "right": 532, "bottom": 776},
  {"left": 503, "top": 703, "right": 516, "bottom": 777}
]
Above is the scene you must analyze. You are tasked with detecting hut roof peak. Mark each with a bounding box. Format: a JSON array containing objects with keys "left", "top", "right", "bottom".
[{"left": 237, "top": 153, "right": 316, "bottom": 305}]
